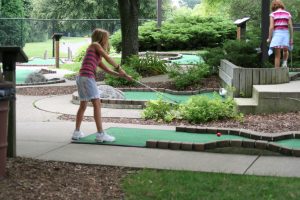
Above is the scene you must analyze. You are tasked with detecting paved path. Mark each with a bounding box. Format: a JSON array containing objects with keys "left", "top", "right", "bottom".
[{"left": 15, "top": 91, "right": 300, "bottom": 178}]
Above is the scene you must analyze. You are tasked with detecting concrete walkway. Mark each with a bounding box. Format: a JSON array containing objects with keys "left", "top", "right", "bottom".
[{"left": 15, "top": 92, "right": 300, "bottom": 178}]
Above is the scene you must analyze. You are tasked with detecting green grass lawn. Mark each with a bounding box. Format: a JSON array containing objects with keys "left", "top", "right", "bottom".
[
  {"left": 23, "top": 37, "right": 89, "bottom": 58},
  {"left": 122, "top": 170, "right": 300, "bottom": 200}
]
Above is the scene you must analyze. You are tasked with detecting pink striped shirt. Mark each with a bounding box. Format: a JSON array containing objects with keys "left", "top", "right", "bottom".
[
  {"left": 270, "top": 9, "right": 292, "bottom": 30},
  {"left": 79, "top": 49, "right": 101, "bottom": 79}
]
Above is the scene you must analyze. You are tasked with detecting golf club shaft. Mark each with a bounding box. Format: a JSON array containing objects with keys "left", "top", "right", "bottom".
[{"left": 134, "top": 80, "right": 178, "bottom": 103}]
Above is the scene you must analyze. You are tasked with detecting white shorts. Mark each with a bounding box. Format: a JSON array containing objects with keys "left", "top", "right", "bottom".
[{"left": 76, "top": 76, "right": 100, "bottom": 101}]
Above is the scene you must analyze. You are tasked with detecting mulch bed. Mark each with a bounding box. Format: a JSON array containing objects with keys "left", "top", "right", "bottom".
[{"left": 0, "top": 157, "right": 136, "bottom": 200}]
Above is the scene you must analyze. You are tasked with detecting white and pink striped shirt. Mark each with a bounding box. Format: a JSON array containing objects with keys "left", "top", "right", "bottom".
[{"left": 270, "top": 9, "right": 292, "bottom": 30}]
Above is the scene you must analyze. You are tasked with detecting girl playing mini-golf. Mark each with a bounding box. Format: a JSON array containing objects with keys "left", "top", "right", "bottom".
[
  {"left": 267, "top": 0, "right": 293, "bottom": 68},
  {"left": 72, "top": 28, "right": 132, "bottom": 142}
]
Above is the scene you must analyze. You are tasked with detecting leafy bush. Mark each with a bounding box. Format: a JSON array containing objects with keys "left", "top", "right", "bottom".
[
  {"left": 73, "top": 46, "right": 88, "bottom": 62},
  {"left": 111, "top": 16, "right": 235, "bottom": 52},
  {"left": 168, "top": 63, "right": 210, "bottom": 90},
  {"left": 142, "top": 99, "right": 180, "bottom": 123},
  {"left": 223, "top": 40, "right": 261, "bottom": 68},
  {"left": 104, "top": 65, "right": 141, "bottom": 87},
  {"left": 180, "top": 95, "right": 242, "bottom": 123},
  {"left": 202, "top": 47, "right": 225, "bottom": 68},
  {"left": 125, "top": 54, "right": 167, "bottom": 77}
]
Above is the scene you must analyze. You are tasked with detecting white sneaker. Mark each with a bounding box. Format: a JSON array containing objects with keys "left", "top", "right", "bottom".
[
  {"left": 95, "top": 132, "right": 115, "bottom": 142},
  {"left": 282, "top": 61, "right": 288, "bottom": 68},
  {"left": 72, "top": 130, "right": 84, "bottom": 140}
]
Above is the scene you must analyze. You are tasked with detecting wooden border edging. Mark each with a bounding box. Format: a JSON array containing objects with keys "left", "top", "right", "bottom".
[{"left": 219, "top": 59, "right": 289, "bottom": 97}]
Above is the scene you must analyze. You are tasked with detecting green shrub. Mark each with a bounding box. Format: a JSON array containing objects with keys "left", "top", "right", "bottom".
[
  {"left": 180, "top": 95, "right": 242, "bottom": 123},
  {"left": 168, "top": 63, "right": 210, "bottom": 90},
  {"left": 110, "top": 16, "right": 235, "bottom": 52},
  {"left": 142, "top": 99, "right": 180, "bottom": 122},
  {"left": 223, "top": 40, "right": 261, "bottom": 68},
  {"left": 125, "top": 54, "right": 167, "bottom": 77},
  {"left": 104, "top": 65, "right": 141, "bottom": 87},
  {"left": 73, "top": 46, "right": 87, "bottom": 62}
]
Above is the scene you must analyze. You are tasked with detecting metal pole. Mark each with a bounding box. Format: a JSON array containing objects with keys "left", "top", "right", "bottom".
[{"left": 261, "top": 0, "right": 270, "bottom": 67}]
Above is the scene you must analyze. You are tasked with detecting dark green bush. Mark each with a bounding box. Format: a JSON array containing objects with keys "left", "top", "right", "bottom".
[
  {"left": 111, "top": 16, "right": 235, "bottom": 52},
  {"left": 168, "top": 63, "right": 210, "bottom": 90},
  {"left": 104, "top": 65, "right": 141, "bottom": 87},
  {"left": 125, "top": 54, "right": 167, "bottom": 77},
  {"left": 223, "top": 40, "right": 261, "bottom": 68}
]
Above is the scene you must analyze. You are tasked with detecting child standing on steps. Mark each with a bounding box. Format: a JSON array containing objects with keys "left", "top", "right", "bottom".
[
  {"left": 267, "top": 0, "right": 293, "bottom": 68},
  {"left": 72, "top": 28, "right": 132, "bottom": 142}
]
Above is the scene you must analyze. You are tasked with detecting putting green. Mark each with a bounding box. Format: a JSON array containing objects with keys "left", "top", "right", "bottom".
[
  {"left": 73, "top": 127, "right": 300, "bottom": 151},
  {"left": 124, "top": 91, "right": 218, "bottom": 103},
  {"left": 16, "top": 69, "right": 38, "bottom": 84},
  {"left": 74, "top": 127, "right": 249, "bottom": 147}
]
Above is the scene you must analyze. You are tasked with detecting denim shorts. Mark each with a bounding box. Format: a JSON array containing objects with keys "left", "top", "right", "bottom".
[{"left": 76, "top": 76, "right": 100, "bottom": 101}]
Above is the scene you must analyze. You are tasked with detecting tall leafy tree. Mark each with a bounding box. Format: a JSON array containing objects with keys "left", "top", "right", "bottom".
[{"left": 179, "top": 0, "right": 201, "bottom": 8}]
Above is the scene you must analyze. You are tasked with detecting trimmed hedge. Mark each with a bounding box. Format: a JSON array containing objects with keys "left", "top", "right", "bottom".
[{"left": 111, "top": 16, "right": 236, "bottom": 52}]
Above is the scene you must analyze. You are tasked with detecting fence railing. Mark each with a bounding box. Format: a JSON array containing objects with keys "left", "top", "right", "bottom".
[{"left": 0, "top": 18, "right": 151, "bottom": 47}]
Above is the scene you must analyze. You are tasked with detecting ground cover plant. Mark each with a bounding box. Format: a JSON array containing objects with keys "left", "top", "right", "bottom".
[{"left": 143, "top": 95, "right": 242, "bottom": 123}]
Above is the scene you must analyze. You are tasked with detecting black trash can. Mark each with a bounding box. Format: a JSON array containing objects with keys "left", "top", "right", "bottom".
[{"left": 0, "top": 81, "right": 14, "bottom": 179}]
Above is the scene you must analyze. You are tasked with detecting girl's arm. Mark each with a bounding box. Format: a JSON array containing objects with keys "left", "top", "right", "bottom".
[
  {"left": 267, "top": 16, "right": 274, "bottom": 42},
  {"left": 93, "top": 42, "right": 120, "bottom": 70}
]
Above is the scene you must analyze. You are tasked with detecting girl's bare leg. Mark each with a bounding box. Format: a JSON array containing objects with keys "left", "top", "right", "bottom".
[
  {"left": 283, "top": 48, "right": 289, "bottom": 62},
  {"left": 75, "top": 101, "right": 87, "bottom": 130},
  {"left": 91, "top": 99, "right": 103, "bottom": 133},
  {"left": 274, "top": 48, "right": 281, "bottom": 68}
]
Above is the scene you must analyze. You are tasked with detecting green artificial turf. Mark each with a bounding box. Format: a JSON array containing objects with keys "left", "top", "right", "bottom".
[
  {"left": 74, "top": 127, "right": 248, "bottom": 147},
  {"left": 123, "top": 91, "right": 218, "bottom": 103}
]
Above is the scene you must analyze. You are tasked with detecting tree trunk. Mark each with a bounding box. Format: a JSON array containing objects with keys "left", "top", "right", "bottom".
[{"left": 118, "top": 0, "right": 139, "bottom": 64}]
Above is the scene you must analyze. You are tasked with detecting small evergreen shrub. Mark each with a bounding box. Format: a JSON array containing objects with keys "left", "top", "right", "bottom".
[
  {"left": 142, "top": 99, "right": 180, "bottom": 122},
  {"left": 180, "top": 95, "right": 242, "bottom": 123},
  {"left": 168, "top": 63, "right": 210, "bottom": 90},
  {"left": 125, "top": 54, "right": 167, "bottom": 77}
]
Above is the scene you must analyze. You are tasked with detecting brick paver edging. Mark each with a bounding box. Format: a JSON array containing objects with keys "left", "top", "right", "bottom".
[
  {"left": 145, "top": 126, "right": 300, "bottom": 157},
  {"left": 17, "top": 79, "right": 66, "bottom": 86}
]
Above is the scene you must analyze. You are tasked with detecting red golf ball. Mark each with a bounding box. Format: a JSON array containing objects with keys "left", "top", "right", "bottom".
[{"left": 217, "top": 132, "right": 222, "bottom": 137}]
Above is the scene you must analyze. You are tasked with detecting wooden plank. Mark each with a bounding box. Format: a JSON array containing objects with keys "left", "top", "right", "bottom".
[
  {"left": 244, "top": 68, "right": 253, "bottom": 97},
  {"left": 232, "top": 68, "right": 240, "bottom": 97},
  {"left": 271, "top": 68, "right": 276, "bottom": 84},
  {"left": 219, "top": 69, "right": 232, "bottom": 86},
  {"left": 265, "top": 69, "right": 272, "bottom": 84},
  {"left": 275, "top": 68, "right": 282, "bottom": 83},
  {"left": 252, "top": 69, "right": 260, "bottom": 85},
  {"left": 239, "top": 69, "right": 246, "bottom": 97},
  {"left": 259, "top": 68, "right": 266, "bottom": 84}
]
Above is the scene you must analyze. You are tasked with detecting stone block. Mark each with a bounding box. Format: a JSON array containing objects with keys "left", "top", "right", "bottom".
[
  {"left": 267, "top": 143, "right": 281, "bottom": 153},
  {"left": 229, "top": 129, "right": 240, "bottom": 136},
  {"left": 206, "top": 128, "right": 218, "bottom": 134},
  {"left": 230, "top": 140, "right": 242, "bottom": 147},
  {"left": 242, "top": 140, "right": 255, "bottom": 148},
  {"left": 280, "top": 147, "right": 293, "bottom": 156},
  {"left": 204, "top": 142, "right": 216, "bottom": 150},
  {"left": 193, "top": 143, "right": 205, "bottom": 151},
  {"left": 261, "top": 135, "right": 273, "bottom": 141},
  {"left": 255, "top": 140, "right": 268, "bottom": 149},
  {"left": 181, "top": 142, "right": 193, "bottom": 151},
  {"left": 176, "top": 126, "right": 187, "bottom": 132},
  {"left": 216, "top": 140, "right": 230, "bottom": 148},
  {"left": 169, "top": 141, "right": 181, "bottom": 150},
  {"left": 146, "top": 140, "right": 157, "bottom": 148},
  {"left": 292, "top": 149, "right": 300, "bottom": 157},
  {"left": 157, "top": 141, "right": 169, "bottom": 149}
]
